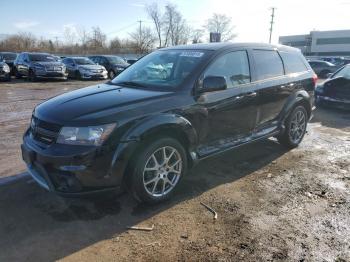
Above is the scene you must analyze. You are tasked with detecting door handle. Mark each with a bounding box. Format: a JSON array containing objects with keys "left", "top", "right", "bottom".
[{"left": 245, "top": 92, "right": 257, "bottom": 98}]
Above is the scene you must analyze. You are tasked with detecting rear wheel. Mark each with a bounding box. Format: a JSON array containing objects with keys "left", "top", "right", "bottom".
[
  {"left": 277, "top": 105, "right": 308, "bottom": 148},
  {"left": 127, "top": 137, "right": 187, "bottom": 203}
]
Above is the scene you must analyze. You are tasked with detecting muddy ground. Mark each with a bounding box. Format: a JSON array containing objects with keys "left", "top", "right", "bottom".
[{"left": 0, "top": 79, "right": 349, "bottom": 261}]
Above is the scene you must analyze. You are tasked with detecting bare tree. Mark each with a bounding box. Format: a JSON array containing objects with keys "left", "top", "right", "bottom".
[
  {"left": 163, "top": 4, "right": 190, "bottom": 46},
  {"left": 88, "top": 26, "right": 107, "bottom": 52},
  {"left": 146, "top": 3, "right": 163, "bottom": 48},
  {"left": 129, "top": 26, "right": 156, "bottom": 54},
  {"left": 205, "top": 13, "right": 237, "bottom": 41},
  {"left": 191, "top": 29, "right": 204, "bottom": 43},
  {"left": 63, "top": 26, "right": 77, "bottom": 45}
]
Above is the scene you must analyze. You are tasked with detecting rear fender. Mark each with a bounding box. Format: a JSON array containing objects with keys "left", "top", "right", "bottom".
[{"left": 279, "top": 90, "right": 312, "bottom": 126}]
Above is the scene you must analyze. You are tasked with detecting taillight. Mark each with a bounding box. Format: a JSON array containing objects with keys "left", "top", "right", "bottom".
[{"left": 312, "top": 74, "right": 318, "bottom": 87}]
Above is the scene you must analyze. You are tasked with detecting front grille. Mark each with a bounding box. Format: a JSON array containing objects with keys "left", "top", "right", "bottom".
[{"left": 31, "top": 117, "right": 61, "bottom": 145}]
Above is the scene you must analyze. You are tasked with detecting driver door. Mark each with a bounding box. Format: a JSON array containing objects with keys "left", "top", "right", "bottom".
[{"left": 195, "top": 50, "right": 259, "bottom": 156}]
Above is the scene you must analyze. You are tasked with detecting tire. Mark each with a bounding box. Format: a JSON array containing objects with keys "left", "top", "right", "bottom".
[
  {"left": 75, "top": 70, "right": 82, "bottom": 80},
  {"left": 108, "top": 70, "right": 116, "bottom": 79},
  {"left": 14, "top": 68, "right": 21, "bottom": 79},
  {"left": 6, "top": 74, "right": 11, "bottom": 81},
  {"left": 277, "top": 105, "right": 308, "bottom": 149},
  {"left": 28, "top": 70, "right": 37, "bottom": 82},
  {"left": 127, "top": 137, "right": 188, "bottom": 203}
]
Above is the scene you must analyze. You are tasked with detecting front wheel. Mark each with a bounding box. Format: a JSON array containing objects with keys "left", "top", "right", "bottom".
[
  {"left": 277, "top": 105, "right": 308, "bottom": 148},
  {"left": 108, "top": 70, "right": 116, "bottom": 79},
  {"left": 28, "top": 70, "right": 37, "bottom": 82},
  {"left": 128, "top": 137, "right": 187, "bottom": 203}
]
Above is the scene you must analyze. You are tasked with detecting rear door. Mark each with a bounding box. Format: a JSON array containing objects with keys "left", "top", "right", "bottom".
[
  {"left": 195, "top": 50, "right": 259, "bottom": 156},
  {"left": 250, "top": 49, "right": 292, "bottom": 135}
]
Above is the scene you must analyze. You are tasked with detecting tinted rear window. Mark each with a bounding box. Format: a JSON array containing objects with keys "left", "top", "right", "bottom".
[
  {"left": 253, "top": 50, "right": 284, "bottom": 80},
  {"left": 280, "top": 52, "right": 308, "bottom": 74}
]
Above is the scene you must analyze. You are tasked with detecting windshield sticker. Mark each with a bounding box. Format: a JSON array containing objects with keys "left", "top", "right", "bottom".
[{"left": 179, "top": 51, "right": 204, "bottom": 58}]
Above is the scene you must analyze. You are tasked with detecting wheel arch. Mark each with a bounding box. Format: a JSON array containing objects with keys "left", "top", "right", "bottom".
[
  {"left": 108, "top": 114, "right": 198, "bottom": 187},
  {"left": 280, "top": 90, "right": 312, "bottom": 124}
]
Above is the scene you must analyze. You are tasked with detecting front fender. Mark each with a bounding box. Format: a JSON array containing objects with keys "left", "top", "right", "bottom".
[{"left": 107, "top": 114, "right": 198, "bottom": 185}]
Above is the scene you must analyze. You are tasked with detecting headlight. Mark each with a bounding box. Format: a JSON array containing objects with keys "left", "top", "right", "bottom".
[
  {"left": 57, "top": 123, "right": 116, "bottom": 146},
  {"left": 3, "top": 64, "right": 10, "bottom": 72}
]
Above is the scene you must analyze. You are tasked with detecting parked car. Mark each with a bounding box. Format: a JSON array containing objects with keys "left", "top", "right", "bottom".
[
  {"left": 315, "top": 64, "right": 350, "bottom": 110},
  {"left": 0, "top": 61, "right": 11, "bottom": 81},
  {"left": 21, "top": 43, "right": 316, "bottom": 203},
  {"left": 88, "top": 55, "right": 129, "bottom": 79},
  {"left": 13, "top": 52, "right": 68, "bottom": 81},
  {"left": 62, "top": 57, "right": 108, "bottom": 80},
  {"left": 0, "top": 52, "right": 18, "bottom": 75},
  {"left": 308, "top": 60, "right": 337, "bottom": 78}
]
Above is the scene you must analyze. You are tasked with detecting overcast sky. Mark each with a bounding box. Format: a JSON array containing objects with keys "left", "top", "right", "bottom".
[{"left": 1, "top": 0, "right": 350, "bottom": 43}]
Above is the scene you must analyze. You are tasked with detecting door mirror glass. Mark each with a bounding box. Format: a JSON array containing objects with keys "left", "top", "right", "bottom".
[{"left": 200, "top": 76, "right": 227, "bottom": 93}]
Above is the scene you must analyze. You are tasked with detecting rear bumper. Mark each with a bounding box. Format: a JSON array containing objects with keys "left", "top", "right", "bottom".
[
  {"left": 316, "top": 95, "right": 350, "bottom": 110},
  {"left": 21, "top": 131, "right": 126, "bottom": 196}
]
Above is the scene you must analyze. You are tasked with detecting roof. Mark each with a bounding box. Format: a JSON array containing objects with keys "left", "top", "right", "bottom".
[{"left": 161, "top": 42, "right": 300, "bottom": 52}]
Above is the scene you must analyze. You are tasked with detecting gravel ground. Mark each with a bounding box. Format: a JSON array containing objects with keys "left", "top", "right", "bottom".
[{"left": 0, "top": 79, "right": 349, "bottom": 261}]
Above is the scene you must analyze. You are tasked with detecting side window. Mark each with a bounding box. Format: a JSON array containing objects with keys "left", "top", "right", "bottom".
[
  {"left": 203, "top": 51, "right": 250, "bottom": 88},
  {"left": 279, "top": 52, "right": 308, "bottom": 74},
  {"left": 253, "top": 50, "right": 284, "bottom": 80}
]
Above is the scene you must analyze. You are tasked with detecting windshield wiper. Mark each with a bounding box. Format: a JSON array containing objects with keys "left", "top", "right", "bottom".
[{"left": 111, "top": 81, "right": 146, "bottom": 88}]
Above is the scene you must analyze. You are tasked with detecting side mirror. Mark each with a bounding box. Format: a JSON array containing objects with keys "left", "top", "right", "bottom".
[
  {"left": 326, "top": 72, "right": 333, "bottom": 79},
  {"left": 199, "top": 76, "right": 227, "bottom": 93}
]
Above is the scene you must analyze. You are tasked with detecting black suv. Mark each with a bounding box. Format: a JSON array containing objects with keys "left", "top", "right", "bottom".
[
  {"left": 14, "top": 52, "right": 68, "bottom": 81},
  {"left": 88, "top": 55, "right": 129, "bottom": 79},
  {"left": 21, "top": 43, "right": 316, "bottom": 203}
]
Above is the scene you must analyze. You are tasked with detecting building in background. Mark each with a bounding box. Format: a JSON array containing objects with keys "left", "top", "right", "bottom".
[{"left": 279, "top": 30, "right": 350, "bottom": 57}]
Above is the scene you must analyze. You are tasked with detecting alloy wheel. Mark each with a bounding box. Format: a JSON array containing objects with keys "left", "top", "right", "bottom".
[
  {"left": 289, "top": 109, "right": 306, "bottom": 144},
  {"left": 143, "top": 146, "right": 182, "bottom": 197}
]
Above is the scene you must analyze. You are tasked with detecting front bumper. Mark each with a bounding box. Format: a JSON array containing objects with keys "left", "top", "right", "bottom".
[
  {"left": 36, "top": 71, "right": 68, "bottom": 79},
  {"left": 21, "top": 131, "right": 125, "bottom": 196},
  {"left": 80, "top": 71, "right": 108, "bottom": 80},
  {"left": 0, "top": 72, "right": 10, "bottom": 80},
  {"left": 316, "top": 95, "right": 350, "bottom": 110}
]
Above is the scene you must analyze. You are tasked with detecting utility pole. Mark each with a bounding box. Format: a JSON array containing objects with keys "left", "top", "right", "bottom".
[
  {"left": 269, "top": 7, "right": 276, "bottom": 44},
  {"left": 137, "top": 20, "right": 143, "bottom": 53}
]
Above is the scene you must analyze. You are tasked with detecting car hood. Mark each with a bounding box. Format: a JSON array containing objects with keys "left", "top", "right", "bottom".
[
  {"left": 78, "top": 64, "right": 105, "bottom": 70},
  {"left": 34, "top": 83, "right": 174, "bottom": 125}
]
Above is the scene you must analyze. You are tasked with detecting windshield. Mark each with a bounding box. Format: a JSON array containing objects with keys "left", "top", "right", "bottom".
[
  {"left": 29, "top": 54, "right": 56, "bottom": 62},
  {"left": 107, "top": 56, "right": 128, "bottom": 65},
  {"left": 2, "top": 53, "right": 17, "bottom": 60},
  {"left": 74, "top": 58, "right": 95, "bottom": 65},
  {"left": 111, "top": 50, "right": 209, "bottom": 89},
  {"left": 332, "top": 65, "right": 350, "bottom": 79}
]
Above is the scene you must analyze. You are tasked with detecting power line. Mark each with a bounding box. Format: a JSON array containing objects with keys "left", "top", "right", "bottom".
[
  {"left": 269, "top": 7, "right": 276, "bottom": 44},
  {"left": 106, "top": 22, "right": 138, "bottom": 36}
]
